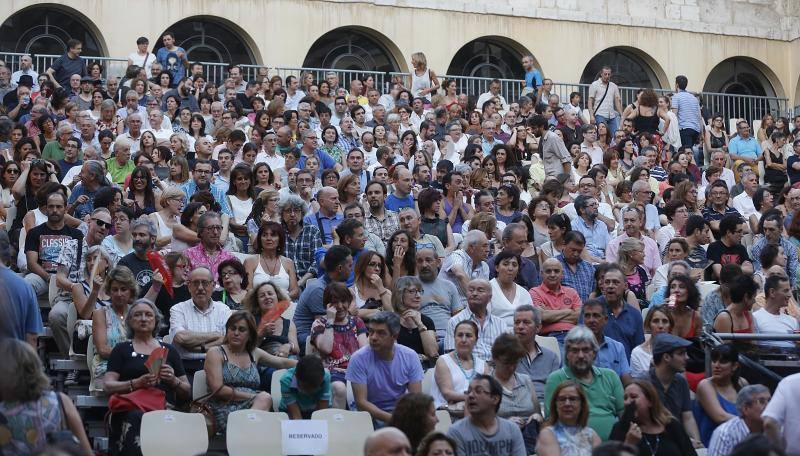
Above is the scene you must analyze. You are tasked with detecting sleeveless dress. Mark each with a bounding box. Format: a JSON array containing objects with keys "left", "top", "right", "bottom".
[
  {"left": 411, "top": 68, "right": 432, "bottom": 101},
  {"left": 625, "top": 265, "right": 650, "bottom": 309},
  {"left": 430, "top": 353, "right": 486, "bottom": 409},
  {"left": 550, "top": 423, "right": 595, "bottom": 456},
  {"left": 257, "top": 317, "right": 291, "bottom": 355},
  {"left": 0, "top": 390, "right": 63, "bottom": 455},
  {"left": 634, "top": 106, "right": 660, "bottom": 134},
  {"left": 209, "top": 347, "right": 261, "bottom": 434},
  {"left": 252, "top": 257, "right": 291, "bottom": 291},
  {"left": 92, "top": 306, "right": 129, "bottom": 391},
  {"left": 693, "top": 391, "right": 738, "bottom": 446}
]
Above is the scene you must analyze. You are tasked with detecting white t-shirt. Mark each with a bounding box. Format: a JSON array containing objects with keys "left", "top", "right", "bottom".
[
  {"left": 753, "top": 308, "right": 799, "bottom": 348},
  {"left": 127, "top": 52, "right": 157, "bottom": 78},
  {"left": 629, "top": 344, "right": 653, "bottom": 379},
  {"left": 732, "top": 192, "right": 756, "bottom": 220},
  {"left": 761, "top": 373, "right": 800, "bottom": 456}
]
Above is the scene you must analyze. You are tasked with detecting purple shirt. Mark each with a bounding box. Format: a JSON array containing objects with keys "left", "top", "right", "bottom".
[{"left": 345, "top": 343, "right": 424, "bottom": 412}]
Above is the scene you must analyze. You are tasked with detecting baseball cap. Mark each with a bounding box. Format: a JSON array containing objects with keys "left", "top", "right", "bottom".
[{"left": 651, "top": 333, "right": 692, "bottom": 355}]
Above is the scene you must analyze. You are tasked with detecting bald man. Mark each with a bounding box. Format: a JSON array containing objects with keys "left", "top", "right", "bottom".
[
  {"left": 528, "top": 258, "right": 581, "bottom": 347},
  {"left": 303, "top": 186, "right": 343, "bottom": 246},
  {"left": 363, "top": 427, "right": 412, "bottom": 456},
  {"left": 445, "top": 279, "right": 506, "bottom": 360}
]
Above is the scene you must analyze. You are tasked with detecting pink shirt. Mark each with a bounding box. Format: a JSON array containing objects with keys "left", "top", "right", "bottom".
[
  {"left": 529, "top": 284, "right": 581, "bottom": 334},
  {"left": 605, "top": 233, "right": 662, "bottom": 277},
  {"left": 185, "top": 244, "right": 235, "bottom": 283}
]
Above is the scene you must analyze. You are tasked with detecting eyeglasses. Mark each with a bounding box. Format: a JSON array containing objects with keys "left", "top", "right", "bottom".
[
  {"left": 4, "top": 168, "right": 19, "bottom": 174},
  {"left": 204, "top": 225, "right": 223, "bottom": 231},
  {"left": 189, "top": 279, "right": 213, "bottom": 287},
  {"left": 367, "top": 261, "right": 382, "bottom": 268},
  {"left": 220, "top": 270, "right": 240, "bottom": 277},
  {"left": 194, "top": 169, "right": 212, "bottom": 175},
  {"left": 404, "top": 289, "right": 423, "bottom": 296},
  {"left": 93, "top": 219, "right": 112, "bottom": 228},
  {"left": 556, "top": 396, "right": 581, "bottom": 404}
]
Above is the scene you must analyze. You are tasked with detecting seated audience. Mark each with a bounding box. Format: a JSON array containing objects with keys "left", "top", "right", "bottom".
[
  {"left": 536, "top": 380, "right": 600, "bottom": 456},
  {"left": 708, "top": 384, "right": 771, "bottom": 456},
  {"left": 693, "top": 344, "right": 747, "bottom": 447},
  {"left": 388, "top": 393, "right": 439, "bottom": 451},
  {"left": 630, "top": 305, "right": 673, "bottom": 379},
  {"left": 279, "top": 355, "right": 331, "bottom": 419}
]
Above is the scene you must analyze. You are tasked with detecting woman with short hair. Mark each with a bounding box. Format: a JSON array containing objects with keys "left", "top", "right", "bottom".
[
  {"left": 536, "top": 380, "right": 600, "bottom": 456},
  {"left": 393, "top": 276, "right": 439, "bottom": 366}
]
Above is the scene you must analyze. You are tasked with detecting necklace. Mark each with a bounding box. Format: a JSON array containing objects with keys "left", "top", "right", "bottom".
[
  {"left": 453, "top": 352, "right": 476, "bottom": 381},
  {"left": 262, "top": 256, "right": 280, "bottom": 275},
  {"left": 642, "top": 434, "right": 660, "bottom": 456}
]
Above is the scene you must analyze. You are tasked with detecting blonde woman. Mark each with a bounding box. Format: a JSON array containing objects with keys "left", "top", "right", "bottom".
[
  {"left": 149, "top": 186, "right": 185, "bottom": 249},
  {"left": 91, "top": 266, "right": 138, "bottom": 391},
  {"left": 410, "top": 52, "right": 440, "bottom": 102},
  {"left": 169, "top": 132, "right": 190, "bottom": 157},
  {"left": 618, "top": 237, "right": 649, "bottom": 309}
]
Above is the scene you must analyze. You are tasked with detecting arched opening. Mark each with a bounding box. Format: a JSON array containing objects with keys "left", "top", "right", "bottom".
[
  {"left": 155, "top": 17, "right": 257, "bottom": 65},
  {"left": 703, "top": 57, "right": 783, "bottom": 124},
  {"left": 447, "top": 37, "right": 530, "bottom": 80},
  {"left": 302, "top": 27, "right": 401, "bottom": 74},
  {"left": 0, "top": 5, "right": 105, "bottom": 57},
  {"left": 580, "top": 47, "right": 663, "bottom": 89}
]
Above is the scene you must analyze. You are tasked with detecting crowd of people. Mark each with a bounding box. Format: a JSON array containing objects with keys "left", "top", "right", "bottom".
[{"left": 1, "top": 30, "right": 799, "bottom": 456}]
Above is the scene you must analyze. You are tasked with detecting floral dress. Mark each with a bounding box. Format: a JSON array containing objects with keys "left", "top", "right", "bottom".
[
  {"left": 310, "top": 316, "right": 366, "bottom": 382},
  {"left": 0, "top": 391, "right": 63, "bottom": 455},
  {"left": 551, "top": 423, "right": 595, "bottom": 456},
  {"left": 208, "top": 347, "right": 261, "bottom": 434},
  {"left": 92, "top": 306, "right": 129, "bottom": 391}
]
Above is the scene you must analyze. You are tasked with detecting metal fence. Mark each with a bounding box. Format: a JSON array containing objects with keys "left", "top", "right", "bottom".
[{"left": 0, "top": 51, "right": 789, "bottom": 124}]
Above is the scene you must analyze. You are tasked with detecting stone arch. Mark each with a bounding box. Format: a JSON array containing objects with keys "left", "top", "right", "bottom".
[
  {"left": 579, "top": 46, "right": 668, "bottom": 89},
  {"left": 703, "top": 56, "right": 786, "bottom": 123},
  {"left": 301, "top": 26, "right": 404, "bottom": 74},
  {"left": 0, "top": 3, "right": 107, "bottom": 57},
  {"left": 446, "top": 36, "right": 535, "bottom": 80},
  {"left": 155, "top": 15, "right": 260, "bottom": 66}
]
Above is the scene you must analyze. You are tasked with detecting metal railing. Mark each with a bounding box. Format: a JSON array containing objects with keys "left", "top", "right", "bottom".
[{"left": 0, "top": 51, "right": 789, "bottom": 124}]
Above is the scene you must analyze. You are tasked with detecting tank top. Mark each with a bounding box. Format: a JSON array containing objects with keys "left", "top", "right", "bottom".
[
  {"left": 252, "top": 257, "right": 291, "bottom": 292},
  {"left": 411, "top": 68, "right": 432, "bottom": 101},
  {"left": 430, "top": 353, "right": 486, "bottom": 409},
  {"left": 708, "top": 129, "right": 726, "bottom": 149},
  {"left": 551, "top": 423, "right": 595, "bottom": 456},
  {"left": 0, "top": 390, "right": 63, "bottom": 454},
  {"left": 693, "top": 390, "right": 738, "bottom": 446},
  {"left": 634, "top": 106, "right": 660, "bottom": 134},
  {"left": 153, "top": 212, "right": 175, "bottom": 238},
  {"left": 228, "top": 195, "right": 253, "bottom": 225}
]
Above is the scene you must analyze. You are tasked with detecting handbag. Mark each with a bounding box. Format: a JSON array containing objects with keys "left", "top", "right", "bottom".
[
  {"left": 108, "top": 387, "right": 166, "bottom": 413},
  {"left": 189, "top": 384, "right": 224, "bottom": 437}
]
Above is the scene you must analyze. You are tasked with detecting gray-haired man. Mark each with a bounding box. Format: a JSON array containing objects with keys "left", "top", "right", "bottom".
[
  {"left": 708, "top": 384, "right": 771, "bottom": 456},
  {"left": 513, "top": 304, "right": 559, "bottom": 403},
  {"left": 118, "top": 217, "right": 157, "bottom": 296}
]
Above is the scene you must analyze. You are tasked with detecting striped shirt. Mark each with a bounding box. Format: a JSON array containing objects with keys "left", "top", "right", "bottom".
[
  {"left": 557, "top": 254, "right": 596, "bottom": 303},
  {"left": 672, "top": 90, "right": 702, "bottom": 132},
  {"left": 708, "top": 417, "right": 750, "bottom": 456},
  {"left": 445, "top": 308, "right": 507, "bottom": 361},
  {"left": 169, "top": 299, "right": 232, "bottom": 360}
]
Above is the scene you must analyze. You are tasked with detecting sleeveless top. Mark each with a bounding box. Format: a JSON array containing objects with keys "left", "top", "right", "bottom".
[
  {"left": 411, "top": 68, "right": 432, "bottom": 101},
  {"left": 764, "top": 148, "right": 788, "bottom": 185},
  {"left": 351, "top": 284, "right": 382, "bottom": 310},
  {"left": 228, "top": 196, "right": 253, "bottom": 225},
  {"left": 153, "top": 212, "right": 175, "bottom": 238},
  {"left": 258, "top": 316, "right": 291, "bottom": 354},
  {"left": 0, "top": 390, "right": 63, "bottom": 455},
  {"left": 443, "top": 199, "right": 467, "bottom": 234},
  {"left": 708, "top": 129, "right": 726, "bottom": 149},
  {"left": 430, "top": 353, "right": 486, "bottom": 409},
  {"left": 92, "top": 306, "right": 129, "bottom": 388},
  {"left": 693, "top": 390, "right": 738, "bottom": 446},
  {"left": 420, "top": 216, "right": 449, "bottom": 247},
  {"left": 625, "top": 265, "right": 650, "bottom": 309},
  {"left": 252, "top": 257, "right": 291, "bottom": 291},
  {"left": 209, "top": 346, "right": 261, "bottom": 433},
  {"left": 550, "top": 423, "right": 595, "bottom": 456},
  {"left": 634, "top": 106, "right": 660, "bottom": 134}
]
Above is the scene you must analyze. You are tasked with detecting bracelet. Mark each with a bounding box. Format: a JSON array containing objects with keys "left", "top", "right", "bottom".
[
  {"left": 129, "top": 380, "right": 134, "bottom": 392},
  {"left": 378, "top": 289, "right": 389, "bottom": 296}
]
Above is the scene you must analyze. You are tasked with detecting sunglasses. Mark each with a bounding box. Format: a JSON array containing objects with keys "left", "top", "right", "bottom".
[
  {"left": 4, "top": 168, "right": 20, "bottom": 174},
  {"left": 93, "top": 219, "right": 112, "bottom": 228}
]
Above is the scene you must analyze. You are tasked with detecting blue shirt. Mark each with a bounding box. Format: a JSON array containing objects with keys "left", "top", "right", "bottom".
[
  {"left": 728, "top": 136, "right": 761, "bottom": 160},
  {"left": 179, "top": 181, "right": 232, "bottom": 217},
  {"left": 671, "top": 90, "right": 702, "bottom": 132},
  {"left": 595, "top": 336, "right": 631, "bottom": 377},
  {"left": 571, "top": 217, "right": 609, "bottom": 258},
  {"left": 303, "top": 211, "right": 343, "bottom": 245},
  {"left": 298, "top": 149, "right": 337, "bottom": 172},
  {"left": 385, "top": 193, "right": 415, "bottom": 212},
  {"left": 0, "top": 266, "right": 43, "bottom": 340},
  {"left": 481, "top": 137, "right": 502, "bottom": 155},
  {"left": 557, "top": 254, "right": 595, "bottom": 303},
  {"left": 294, "top": 275, "right": 332, "bottom": 346},
  {"left": 156, "top": 47, "right": 187, "bottom": 88},
  {"left": 66, "top": 184, "right": 99, "bottom": 220},
  {"left": 596, "top": 297, "right": 645, "bottom": 358},
  {"left": 750, "top": 236, "right": 798, "bottom": 287},
  {"left": 525, "top": 70, "right": 543, "bottom": 90}
]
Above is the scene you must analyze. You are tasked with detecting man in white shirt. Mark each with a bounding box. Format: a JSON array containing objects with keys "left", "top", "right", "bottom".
[
  {"left": 409, "top": 97, "right": 428, "bottom": 131},
  {"left": 11, "top": 54, "right": 39, "bottom": 92},
  {"left": 753, "top": 275, "right": 799, "bottom": 350},
  {"left": 732, "top": 171, "right": 758, "bottom": 220},
  {"left": 169, "top": 266, "right": 232, "bottom": 376},
  {"left": 255, "top": 130, "right": 284, "bottom": 175},
  {"left": 580, "top": 124, "right": 605, "bottom": 166},
  {"left": 702, "top": 150, "right": 736, "bottom": 190},
  {"left": 587, "top": 66, "right": 623, "bottom": 133},
  {"left": 476, "top": 79, "right": 510, "bottom": 113},
  {"left": 284, "top": 75, "right": 305, "bottom": 110},
  {"left": 143, "top": 109, "right": 173, "bottom": 143}
]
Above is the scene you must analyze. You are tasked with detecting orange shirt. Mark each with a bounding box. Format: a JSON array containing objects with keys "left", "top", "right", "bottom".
[{"left": 529, "top": 283, "right": 582, "bottom": 334}]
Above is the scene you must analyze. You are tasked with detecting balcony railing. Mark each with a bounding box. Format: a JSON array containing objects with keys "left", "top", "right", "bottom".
[{"left": 1, "top": 51, "right": 789, "bottom": 125}]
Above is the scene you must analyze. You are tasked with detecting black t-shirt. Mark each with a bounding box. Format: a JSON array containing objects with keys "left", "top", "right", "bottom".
[
  {"left": 50, "top": 54, "right": 86, "bottom": 88},
  {"left": 609, "top": 419, "right": 695, "bottom": 456},
  {"left": 397, "top": 314, "right": 435, "bottom": 356},
  {"left": 57, "top": 159, "right": 83, "bottom": 182},
  {"left": 118, "top": 252, "right": 153, "bottom": 296},
  {"left": 24, "top": 223, "right": 83, "bottom": 274},
  {"left": 106, "top": 341, "right": 185, "bottom": 404},
  {"left": 706, "top": 240, "right": 751, "bottom": 267}
]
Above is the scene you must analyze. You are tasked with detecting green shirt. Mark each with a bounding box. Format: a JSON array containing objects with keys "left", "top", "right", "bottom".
[
  {"left": 106, "top": 158, "right": 135, "bottom": 185},
  {"left": 42, "top": 141, "right": 66, "bottom": 161},
  {"left": 279, "top": 367, "right": 331, "bottom": 416},
  {"left": 544, "top": 365, "right": 624, "bottom": 440}
]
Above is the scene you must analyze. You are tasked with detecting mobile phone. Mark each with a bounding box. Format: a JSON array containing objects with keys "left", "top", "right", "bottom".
[{"left": 620, "top": 401, "right": 636, "bottom": 427}]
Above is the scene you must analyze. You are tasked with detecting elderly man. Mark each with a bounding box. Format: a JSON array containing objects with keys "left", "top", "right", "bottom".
[
  {"left": 303, "top": 186, "right": 342, "bottom": 247},
  {"left": 66, "top": 160, "right": 108, "bottom": 220},
  {"left": 447, "top": 375, "right": 527, "bottom": 456},
  {"left": 399, "top": 207, "right": 444, "bottom": 257},
  {"left": 732, "top": 171, "right": 759, "bottom": 220},
  {"left": 729, "top": 120, "right": 761, "bottom": 169},
  {"left": 346, "top": 311, "right": 423, "bottom": 427},
  {"left": 169, "top": 266, "right": 232, "bottom": 376},
  {"left": 529, "top": 257, "right": 581, "bottom": 347},
  {"left": 11, "top": 54, "right": 39, "bottom": 91},
  {"left": 703, "top": 149, "right": 736, "bottom": 189},
  {"left": 513, "top": 304, "right": 560, "bottom": 404},
  {"left": 78, "top": 115, "right": 101, "bottom": 153},
  {"left": 143, "top": 109, "right": 173, "bottom": 142},
  {"left": 702, "top": 181, "right": 743, "bottom": 236},
  {"left": 41, "top": 124, "right": 75, "bottom": 161},
  {"left": 751, "top": 211, "right": 798, "bottom": 287},
  {"left": 116, "top": 89, "right": 148, "bottom": 122},
  {"left": 363, "top": 428, "right": 412, "bottom": 456},
  {"left": 708, "top": 385, "right": 771, "bottom": 456},
  {"left": 707, "top": 214, "right": 754, "bottom": 279},
  {"left": 570, "top": 195, "right": 609, "bottom": 263},
  {"left": 184, "top": 212, "right": 234, "bottom": 283},
  {"left": 476, "top": 79, "right": 510, "bottom": 113},
  {"left": 106, "top": 136, "right": 135, "bottom": 185},
  {"left": 606, "top": 206, "right": 662, "bottom": 277},
  {"left": 648, "top": 333, "right": 702, "bottom": 446},
  {"left": 118, "top": 216, "right": 158, "bottom": 295},
  {"left": 544, "top": 326, "right": 624, "bottom": 440},
  {"left": 297, "top": 129, "right": 338, "bottom": 171},
  {"left": 180, "top": 159, "right": 232, "bottom": 216},
  {"left": 445, "top": 279, "right": 506, "bottom": 361},
  {"left": 282, "top": 195, "right": 322, "bottom": 288},
  {"left": 416, "top": 247, "right": 462, "bottom": 344},
  {"left": 439, "top": 230, "right": 490, "bottom": 309},
  {"left": 597, "top": 265, "right": 644, "bottom": 358},
  {"left": 557, "top": 231, "right": 595, "bottom": 303},
  {"left": 479, "top": 120, "right": 503, "bottom": 155},
  {"left": 489, "top": 223, "right": 541, "bottom": 290},
  {"left": 581, "top": 299, "right": 632, "bottom": 384},
  {"left": 364, "top": 180, "right": 400, "bottom": 244}
]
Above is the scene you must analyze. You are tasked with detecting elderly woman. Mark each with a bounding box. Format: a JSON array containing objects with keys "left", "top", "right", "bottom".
[
  {"left": 431, "top": 320, "right": 486, "bottom": 414},
  {"left": 244, "top": 221, "right": 299, "bottom": 300},
  {"left": 536, "top": 380, "right": 600, "bottom": 456},
  {"left": 91, "top": 266, "right": 138, "bottom": 392},
  {"left": 490, "top": 250, "right": 534, "bottom": 328},
  {"left": 310, "top": 282, "right": 368, "bottom": 409},
  {"left": 350, "top": 251, "right": 393, "bottom": 319},
  {"left": 0, "top": 339, "right": 92, "bottom": 455},
  {"left": 610, "top": 380, "right": 697, "bottom": 456},
  {"left": 280, "top": 194, "right": 323, "bottom": 288},
  {"left": 148, "top": 186, "right": 185, "bottom": 249},
  {"left": 213, "top": 258, "right": 248, "bottom": 310},
  {"left": 629, "top": 306, "right": 674, "bottom": 379},
  {"left": 205, "top": 311, "right": 297, "bottom": 434},
  {"left": 244, "top": 280, "right": 299, "bottom": 359},
  {"left": 103, "top": 299, "right": 191, "bottom": 456},
  {"left": 393, "top": 276, "right": 439, "bottom": 366}
]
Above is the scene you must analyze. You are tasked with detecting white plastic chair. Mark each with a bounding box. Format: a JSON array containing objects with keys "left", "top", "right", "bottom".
[
  {"left": 192, "top": 369, "right": 209, "bottom": 400},
  {"left": 310, "top": 409, "right": 373, "bottom": 456},
  {"left": 435, "top": 409, "right": 452, "bottom": 433},
  {"left": 535, "top": 335, "right": 560, "bottom": 365},
  {"left": 140, "top": 411, "right": 209, "bottom": 456},
  {"left": 271, "top": 368, "right": 287, "bottom": 412},
  {"left": 226, "top": 410, "right": 288, "bottom": 456}
]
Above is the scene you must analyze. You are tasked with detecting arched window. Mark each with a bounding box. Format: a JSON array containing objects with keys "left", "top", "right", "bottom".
[
  {"left": 447, "top": 38, "right": 526, "bottom": 80},
  {"left": 580, "top": 48, "right": 661, "bottom": 89},
  {"left": 703, "top": 57, "right": 781, "bottom": 124},
  {"left": 155, "top": 18, "right": 256, "bottom": 66},
  {"left": 302, "top": 27, "right": 399, "bottom": 73},
  {"left": 0, "top": 6, "right": 103, "bottom": 57}
]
